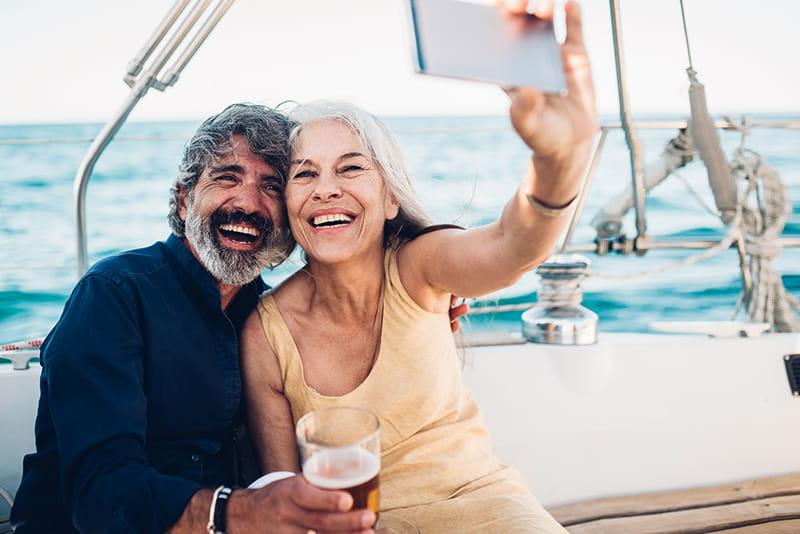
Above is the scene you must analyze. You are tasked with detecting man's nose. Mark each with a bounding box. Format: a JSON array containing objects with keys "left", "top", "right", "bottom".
[
  {"left": 231, "top": 182, "right": 264, "bottom": 213},
  {"left": 312, "top": 170, "right": 342, "bottom": 202}
]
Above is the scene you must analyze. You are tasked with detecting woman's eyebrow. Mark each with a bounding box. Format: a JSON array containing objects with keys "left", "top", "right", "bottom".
[{"left": 337, "top": 152, "right": 368, "bottom": 162}]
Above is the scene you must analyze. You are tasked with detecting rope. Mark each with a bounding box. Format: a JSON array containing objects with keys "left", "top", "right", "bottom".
[
  {"left": 587, "top": 115, "right": 799, "bottom": 332},
  {"left": 538, "top": 278, "right": 584, "bottom": 308},
  {"left": 729, "top": 147, "right": 799, "bottom": 331},
  {"left": 589, "top": 210, "right": 742, "bottom": 281},
  {"left": 1, "top": 339, "right": 43, "bottom": 352}
]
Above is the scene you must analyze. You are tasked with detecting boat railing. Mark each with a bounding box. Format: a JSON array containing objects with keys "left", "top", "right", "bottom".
[
  {"left": 72, "top": 0, "right": 234, "bottom": 276},
  {"left": 1, "top": 117, "right": 799, "bottom": 277}
]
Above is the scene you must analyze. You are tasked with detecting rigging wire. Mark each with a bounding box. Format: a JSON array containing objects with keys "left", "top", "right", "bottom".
[{"left": 678, "top": 0, "right": 694, "bottom": 71}]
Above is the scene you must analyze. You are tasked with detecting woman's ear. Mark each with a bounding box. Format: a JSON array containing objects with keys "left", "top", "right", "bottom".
[{"left": 384, "top": 193, "right": 400, "bottom": 221}]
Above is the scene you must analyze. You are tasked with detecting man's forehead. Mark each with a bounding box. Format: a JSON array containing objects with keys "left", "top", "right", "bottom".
[{"left": 205, "top": 139, "right": 275, "bottom": 174}]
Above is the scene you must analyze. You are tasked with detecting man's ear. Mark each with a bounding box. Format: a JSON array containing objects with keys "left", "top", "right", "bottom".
[{"left": 177, "top": 186, "right": 188, "bottom": 221}]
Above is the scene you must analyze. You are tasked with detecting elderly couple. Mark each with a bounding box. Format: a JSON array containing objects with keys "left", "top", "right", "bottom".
[{"left": 11, "top": 2, "right": 595, "bottom": 532}]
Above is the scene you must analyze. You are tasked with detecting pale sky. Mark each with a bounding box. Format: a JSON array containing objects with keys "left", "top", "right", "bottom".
[{"left": 1, "top": 0, "right": 797, "bottom": 124}]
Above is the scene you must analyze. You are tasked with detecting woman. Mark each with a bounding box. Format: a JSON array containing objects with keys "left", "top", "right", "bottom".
[{"left": 241, "top": 2, "right": 595, "bottom": 531}]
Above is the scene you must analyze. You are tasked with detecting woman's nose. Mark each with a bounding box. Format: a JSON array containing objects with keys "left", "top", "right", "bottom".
[{"left": 312, "top": 171, "right": 342, "bottom": 202}]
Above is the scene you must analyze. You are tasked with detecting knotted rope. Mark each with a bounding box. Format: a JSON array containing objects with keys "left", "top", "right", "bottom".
[{"left": 730, "top": 146, "right": 799, "bottom": 331}]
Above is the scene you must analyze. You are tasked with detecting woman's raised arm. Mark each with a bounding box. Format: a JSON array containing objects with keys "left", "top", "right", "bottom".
[{"left": 399, "top": 1, "right": 597, "bottom": 309}]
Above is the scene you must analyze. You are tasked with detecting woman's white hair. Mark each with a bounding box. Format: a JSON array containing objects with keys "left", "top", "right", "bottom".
[{"left": 288, "top": 100, "right": 432, "bottom": 246}]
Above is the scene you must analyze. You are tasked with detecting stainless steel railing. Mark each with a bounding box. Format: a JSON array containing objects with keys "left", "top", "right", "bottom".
[
  {"left": 609, "top": 0, "right": 647, "bottom": 245},
  {"left": 558, "top": 118, "right": 800, "bottom": 256},
  {"left": 73, "top": 0, "right": 235, "bottom": 276}
]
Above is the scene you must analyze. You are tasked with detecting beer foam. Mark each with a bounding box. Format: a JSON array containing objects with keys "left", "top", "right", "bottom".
[{"left": 303, "top": 447, "right": 380, "bottom": 489}]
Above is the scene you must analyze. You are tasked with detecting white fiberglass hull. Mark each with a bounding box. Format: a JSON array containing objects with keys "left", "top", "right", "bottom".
[
  {"left": 1, "top": 332, "right": 798, "bottom": 511},
  {"left": 462, "top": 332, "right": 800, "bottom": 508}
]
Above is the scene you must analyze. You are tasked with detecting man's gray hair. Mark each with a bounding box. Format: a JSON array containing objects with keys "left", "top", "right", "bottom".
[
  {"left": 168, "top": 103, "right": 293, "bottom": 236},
  {"left": 288, "top": 100, "right": 432, "bottom": 246}
]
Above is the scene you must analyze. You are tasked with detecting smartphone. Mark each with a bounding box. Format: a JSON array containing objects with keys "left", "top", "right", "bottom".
[{"left": 407, "top": 0, "right": 565, "bottom": 93}]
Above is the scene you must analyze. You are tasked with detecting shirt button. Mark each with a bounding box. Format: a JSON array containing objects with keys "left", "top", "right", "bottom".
[{"left": 191, "top": 454, "right": 200, "bottom": 462}]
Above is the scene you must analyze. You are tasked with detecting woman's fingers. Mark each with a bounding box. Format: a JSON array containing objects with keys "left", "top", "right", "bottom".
[
  {"left": 502, "top": 0, "right": 529, "bottom": 15},
  {"left": 563, "top": 1, "right": 585, "bottom": 48},
  {"left": 501, "top": 0, "right": 553, "bottom": 18},
  {"left": 508, "top": 86, "right": 546, "bottom": 138},
  {"left": 560, "top": 2, "right": 596, "bottom": 125},
  {"left": 532, "top": 0, "right": 553, "bottom": 19}
]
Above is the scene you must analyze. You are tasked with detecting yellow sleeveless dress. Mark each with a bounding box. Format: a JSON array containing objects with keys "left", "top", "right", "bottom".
[{"left": 256, "top": 247, "right": 566, "bottom": 533}]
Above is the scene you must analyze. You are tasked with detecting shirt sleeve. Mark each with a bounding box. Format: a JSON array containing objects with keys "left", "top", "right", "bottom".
[{"left": 44, "top": 273, "right": 203, "bottom": 533}]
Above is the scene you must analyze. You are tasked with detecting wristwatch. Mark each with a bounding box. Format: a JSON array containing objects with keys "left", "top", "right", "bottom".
[{"left": 207, "top": 485, "right": 233, "bottom": 534}]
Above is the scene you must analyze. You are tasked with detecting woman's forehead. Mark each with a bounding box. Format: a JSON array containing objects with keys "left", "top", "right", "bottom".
[{"left": 295, "top": 120, "right": 365, "bottom": 156}]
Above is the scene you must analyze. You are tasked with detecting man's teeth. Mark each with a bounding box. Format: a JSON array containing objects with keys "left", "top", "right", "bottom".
[
  {"left": 313, "top": 214, "right": 354, "bottom": 227},
  {"left": 219, "top": 224, "right": 259, "bottom": 236}
]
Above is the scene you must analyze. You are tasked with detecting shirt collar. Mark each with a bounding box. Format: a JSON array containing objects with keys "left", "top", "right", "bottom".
[{"left": 164, "top": 234, "right": 266, "bottom": 314}]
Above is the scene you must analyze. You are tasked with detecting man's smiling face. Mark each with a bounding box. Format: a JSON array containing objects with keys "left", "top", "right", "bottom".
[{"left": 179, "top": 134, "right": 294, "bottom": 285}]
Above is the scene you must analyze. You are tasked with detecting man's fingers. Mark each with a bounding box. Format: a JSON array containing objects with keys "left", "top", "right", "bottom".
[
  {"left": 293, "top": 509, "right": 376, "bottom": 533},
  {"left": 292, "top": 478, "right": 353, "bottom": 512},
  {"left": 450, "top": 303, "right": 469, "bottom": 321}
]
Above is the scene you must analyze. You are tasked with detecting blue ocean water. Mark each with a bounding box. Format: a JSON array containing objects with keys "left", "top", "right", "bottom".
[{"left": 1, "top": 116, "right": 799, "bottom": 343}]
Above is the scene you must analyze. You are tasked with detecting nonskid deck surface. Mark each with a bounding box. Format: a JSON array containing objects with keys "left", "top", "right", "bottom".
[{"left": 549, "top": 472, "right": 800, "bottom": 533}]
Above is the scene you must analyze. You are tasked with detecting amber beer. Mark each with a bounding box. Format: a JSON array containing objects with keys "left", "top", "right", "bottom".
[
  {"left": 296, "top": 407, "right": 382, "bottom": 513},
  {"left": 303, "top": 446, "right": 380, "bottom": 512}
]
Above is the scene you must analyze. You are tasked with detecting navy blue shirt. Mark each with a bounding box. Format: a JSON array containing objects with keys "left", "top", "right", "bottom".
[{"left": 11, "top": 235, "right": 267, "bottom": 533}]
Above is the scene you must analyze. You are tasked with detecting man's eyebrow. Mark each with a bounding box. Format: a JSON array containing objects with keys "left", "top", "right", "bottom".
[{"left": 208, "top": 164, "right": 245, "bottom": 175}]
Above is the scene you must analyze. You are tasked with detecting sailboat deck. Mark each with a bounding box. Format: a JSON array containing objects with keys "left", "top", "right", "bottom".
[{"left": 549, "top": 472, "right": 800, "bottom": 533}]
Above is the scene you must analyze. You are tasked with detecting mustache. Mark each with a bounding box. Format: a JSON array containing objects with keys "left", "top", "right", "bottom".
[{"left": 210, "top": 209, "right": 271, "bottom": 234}]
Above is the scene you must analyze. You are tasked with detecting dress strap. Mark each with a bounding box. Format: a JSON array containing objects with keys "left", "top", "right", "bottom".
[{"left": 411, "top": 223, "right": 465, "bottom": 239}]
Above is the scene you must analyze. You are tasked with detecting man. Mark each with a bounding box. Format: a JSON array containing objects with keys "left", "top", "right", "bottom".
[{"left": 11, "top": 104, "right": 412, "bottom": 533}]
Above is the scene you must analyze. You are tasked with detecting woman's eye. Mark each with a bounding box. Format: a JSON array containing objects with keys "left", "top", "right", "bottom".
[
  {"left": 340, "top": 165, "right": 363, "bottom": 173},
  {"left": 292, "top": 170, "right": 315, "bottom": 179}
]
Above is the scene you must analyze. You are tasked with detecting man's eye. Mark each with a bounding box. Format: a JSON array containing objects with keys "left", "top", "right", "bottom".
[
  {"left": 262, "top": 182, "right": 282, "bottom": 193},
  {"left": 215, "top": 175, "right": 237, "bottom": 182}
]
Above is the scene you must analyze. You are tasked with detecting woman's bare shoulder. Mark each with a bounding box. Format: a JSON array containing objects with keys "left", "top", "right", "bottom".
[
  {"left": 397, "top": 233, "right": 460, "bottom": 313},
  {"left": 270, "top": 269, "right": 309, "bottom": 314}
]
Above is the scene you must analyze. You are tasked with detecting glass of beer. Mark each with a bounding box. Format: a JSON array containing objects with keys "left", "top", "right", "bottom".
[{"left": 296, "top": 407, "right": 381, "bottom": 513}]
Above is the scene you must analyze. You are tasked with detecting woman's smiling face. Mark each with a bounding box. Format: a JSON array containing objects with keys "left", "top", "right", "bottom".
[{"left": 286, "top": 119, "right": 399, "bottom": 265}]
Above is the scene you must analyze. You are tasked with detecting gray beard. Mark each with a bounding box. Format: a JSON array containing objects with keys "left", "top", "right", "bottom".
[{"left": 183, "top": 203, "right": 294, "bottom": 286}]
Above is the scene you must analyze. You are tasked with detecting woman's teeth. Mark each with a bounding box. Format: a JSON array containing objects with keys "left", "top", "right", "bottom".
[{"left": 312, "top": 214, "right": 354, "bottom": 228}]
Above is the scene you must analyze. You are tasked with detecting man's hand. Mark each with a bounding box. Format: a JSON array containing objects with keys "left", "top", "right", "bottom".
[
  {"left": 228, "top": 475, "right": 375, "bottom": 534},
  {"left": 448, "top": 295, "right": 469, "bottom": 333}
]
